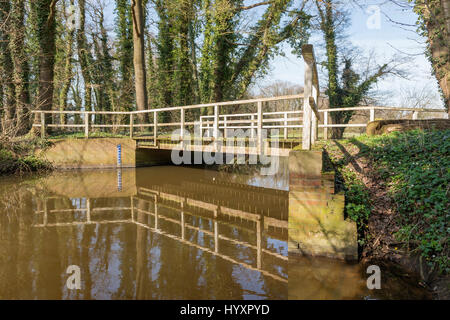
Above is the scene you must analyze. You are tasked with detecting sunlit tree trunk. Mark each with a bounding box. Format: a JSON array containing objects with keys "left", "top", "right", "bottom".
[
  {"left": 131, "top": 0, "right": 148, "bottom": 118},
  {"left": 30, "top": 0, "right": 57, "bottom": 133},
  {"left": 58, "top": 0, "right": 75, "bottom": 126},
  {"left": 0, "top": 0, "right": 16, "bottom": 132},
  {"left": 77, "top": 0, "right": 93, "bottom": 112},
  {"left": 9, "top": 0, "right": 30, "bottom": 134},
  {"left": 414, "top": 0, "right": 450, "bottom": 112}
]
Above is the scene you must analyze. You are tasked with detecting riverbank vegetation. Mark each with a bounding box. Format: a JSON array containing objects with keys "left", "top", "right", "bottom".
[
  {"left": 0, "top": 137, "right": 51, "bottom": 175},
  {"left": 321, "top": 129, "right": 449, "bottom": 297}
]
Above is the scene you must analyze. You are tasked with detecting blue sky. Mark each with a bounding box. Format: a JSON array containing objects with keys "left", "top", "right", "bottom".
[
  {"left": 265, "top": 1, "right": 444, "bottom": 108},
  {"left": 101, "top": 1, "right": 443, "bottom": 108}
]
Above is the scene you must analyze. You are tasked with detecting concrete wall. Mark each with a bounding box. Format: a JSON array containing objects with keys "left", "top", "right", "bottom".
[
  {"left": 37, "top": 138, "right": 173, "bottom": 169},
  {"left": 37, "top": 138, "right": 137, "bottom": 169},
  {"left": 288, "top": 150, "right": 358, "bottom": 261}
]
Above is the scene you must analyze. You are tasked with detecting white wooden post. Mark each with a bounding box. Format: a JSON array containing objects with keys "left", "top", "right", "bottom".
[
  {"left": 207, "top": 117, "right": 211, "bottom": 137},
  {"left": 180, "top": 108, "right": 185, "bottom": 141},
  {"left": 40, "top": 112, "right": 46, "bottom": 139},
  {"left": 130, "top": 113, "right": 134, "bottom": 138},
  {"left": 257, "top": 101, "right": 263, "bottom": 154},
  {"left": 311, "top": 108, "right": 318, "bottom": 145},
  {"left": 199, "top": 116, "right": 203, "bottom": 138},
  {"left": 213, "top": 105, "right": 219, "bottom": 140},
  {"left": 311, "top": 85, "right": 319, "bottom": 145},
  {"left": 214, "top": 105, "right": 219, "bottom": 151},
  {"left": 223, "top": 116, "right": 227, "bottom": 139},
  {"left": 251, "top": 114, "right": 255, "bottom": 139},
  {"left": 153, "top": 111, "right": 158, "bottom": 146},
  {"left": 302, "top": 60, "right": 313, "bottom": 150},
  {"left": 84, "top": 112, "right": 89, "bottom": 138},
  {"left": 324, "top": 111, "right": 328, "bottom": 140},
  {"left": 302, "top": 44, "right": 319, "bottom": 149},
  {"left": 284, "top": 112, "right": 288, "bottom": 139},
  {"left": 370, "top": 108, "right": 375, "bottom": 122},
  {"left": 413, "top": 111, "right": 418, "bottom": 120}
]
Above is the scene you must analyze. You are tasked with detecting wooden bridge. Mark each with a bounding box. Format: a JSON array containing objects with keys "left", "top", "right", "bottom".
[{"left": 32, "top": 45, "right": 447, "bottom": 153}]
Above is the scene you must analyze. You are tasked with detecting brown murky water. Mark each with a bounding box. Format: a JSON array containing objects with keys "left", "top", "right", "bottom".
[
  {"left": 0, "top": 165, "right": 289, "bottom": 300},
  {"left": 0, "top": 162, "right": 429, "bottom": 300}
]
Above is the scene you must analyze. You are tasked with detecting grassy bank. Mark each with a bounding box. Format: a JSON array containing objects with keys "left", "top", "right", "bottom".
[
  {"left": 315, "top": 129, "right": 449, "bottom": 295},
  {"left": 0, "top": 137, "right": 52, "bottom": 176}
]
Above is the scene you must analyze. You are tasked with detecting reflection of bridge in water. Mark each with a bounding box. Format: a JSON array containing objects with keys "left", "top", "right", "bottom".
[{"left": 33, "top": 171, "right": 288, "bottom": 284}]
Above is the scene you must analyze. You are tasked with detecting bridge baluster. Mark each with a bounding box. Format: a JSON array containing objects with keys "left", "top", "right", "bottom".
[
  {"left": 85, "top": 113, "right": 90, "bottom": 138},
  {"left": 284, "top": 112, "right": 288, "bottom": 140},
  {"left": 41, "top": 112, "right": 46, "bottom": 139},
  {"left": 180, "top": 109, "right": 185, "bottom": 142},
  {"left": 257, "top": 101, "right": 263, "bottom": 154},
  {"left": 214, "top": 105, "right": 219, "bottom": 150},
  {"left": 154, "top": 111, "right": 158, "bottom": 147},
  {"left": 130, "top": 114, "right": 134, "bottom": 138}
]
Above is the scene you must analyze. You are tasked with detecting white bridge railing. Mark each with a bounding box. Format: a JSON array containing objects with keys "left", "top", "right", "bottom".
[{"left": 31, "top": 44, "right": 447, "bottom": 150}]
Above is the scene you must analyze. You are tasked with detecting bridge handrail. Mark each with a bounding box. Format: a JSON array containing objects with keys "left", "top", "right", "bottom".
[{"left": 30, "top": 42, "right": 448, "bottom": 148}]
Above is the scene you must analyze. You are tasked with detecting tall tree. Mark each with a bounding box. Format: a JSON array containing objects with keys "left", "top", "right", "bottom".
[
  {"left": 172, "top": 0, "right": 196, "bottom": 107},
  {"left": 77, "top": 0, "right": 93, "bottom": 112},
  {"left": 9, "top": 0, "right": 30, "bottom": 133},
  {"left": 0, "top": 0, "right": 15, "bottom": 131},
  {"left": 154, "top": 0, "right": 175, "bottom": 112},
  {"left": 33, "top": 0, "right": 58, "bottom": 128},
  {"left": 199, "top": 0, "right": 310, "bottom": 103},
  {"left": 411, "top": 0, "right": 450, "bottom": 112},
  {"left": 115, "top": 0, "right": 134, "bottom": 112},
  {"left": 57, "top": 0, "right": 75, "bottom": 125},
  {"left": 131, "top": 0, "right": 148, "bottom": 114}
]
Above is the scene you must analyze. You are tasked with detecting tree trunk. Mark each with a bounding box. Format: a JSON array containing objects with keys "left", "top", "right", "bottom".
[
  {"left": 131, "top": 0, "right": 148, "bottom": 117},
  {"left": 0, "top": 0, "right": 16, "bottom": 133},
  {"left": 10, "top": 0, "right": 30, "bottom": 134},
  {"left": 416, "top": 0, "right": 450, "bottom": 112},
  {"left": 428, "top": 1, "right": 450, "bottom": 111},
  {"left": 58, "top": 0, "right": 75, "bottom": 125},
  {"left": 34, "top": 0, "right": 57, "bottom": 130},
  {"left": 116, "top": 0, "right": 134, "bottom": 116},
  {"left": 77, "top": 0, "right": 92, "bottom": 112}
]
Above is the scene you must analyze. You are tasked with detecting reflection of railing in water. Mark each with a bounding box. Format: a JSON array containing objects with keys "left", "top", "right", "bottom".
[
  {"left": 33, "top": 187, "right": 288, "bottom": 283},
  {"left": 139, "top": 180, "right": 289, "bottom": 221}
]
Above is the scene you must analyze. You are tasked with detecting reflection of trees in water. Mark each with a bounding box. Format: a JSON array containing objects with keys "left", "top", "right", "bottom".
[
  {"left": 0, "top": 183, "right": 34, "bottom": 299},
  {"left": 0, "top": 182, "right": 65, "bottom": 299},
  {"left": 0, "top": 170, "right": 288, "bottom": 299}
]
